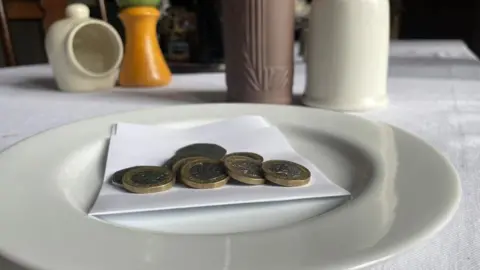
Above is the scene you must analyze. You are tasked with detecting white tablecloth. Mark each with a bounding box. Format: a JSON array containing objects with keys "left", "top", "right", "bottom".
[{"left": 1, "top": 41, "right": 480, "bottom": 270}]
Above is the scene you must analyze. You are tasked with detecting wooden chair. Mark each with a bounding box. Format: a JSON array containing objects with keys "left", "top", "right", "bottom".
[{"left": 0, "top": 0, "right": 107, "bottom": 66}]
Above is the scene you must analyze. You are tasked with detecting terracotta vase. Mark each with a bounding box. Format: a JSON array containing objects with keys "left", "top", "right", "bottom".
[
  {"left": 118, "top": 6, "right": 172, "bottom": 87},
  {"left": 222, "top": 0, "right": 295, "bottom": 104}
]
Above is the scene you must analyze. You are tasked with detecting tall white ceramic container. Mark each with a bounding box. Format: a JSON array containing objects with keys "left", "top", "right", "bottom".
[
  {"left": 45, "top": 4, "right": 123, "bottom": 92},
  {"left": 303, "top": 0, "right": 390, "bottom": 112}
]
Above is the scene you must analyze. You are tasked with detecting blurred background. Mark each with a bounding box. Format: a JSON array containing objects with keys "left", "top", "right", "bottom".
[{"left": 1, "top": 0, "right": 479, "bottom": 67}]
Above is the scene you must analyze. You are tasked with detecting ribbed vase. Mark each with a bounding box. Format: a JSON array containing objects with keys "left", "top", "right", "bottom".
[{"left": 222, "top": 0, "right": 295, "bottom": 104}]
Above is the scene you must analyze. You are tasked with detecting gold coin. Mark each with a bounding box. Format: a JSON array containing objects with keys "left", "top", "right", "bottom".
[
  {"left": 122, "top": 166, "right": 175, "bottom": 194},
  {"left": 172, "top": 156, "right": 206, "bottom": 177},
  {"left": 181, "top": 159, "right": 229, "bottom": 189},
  {"left": 222, "top": 152, "right": 264, "bottom": 163},
  {"left": 224, "top": 156, "right": 265, "bottom": 185},
  {"left": 262, "top": 160, "right": 311, "bottom": 187}
]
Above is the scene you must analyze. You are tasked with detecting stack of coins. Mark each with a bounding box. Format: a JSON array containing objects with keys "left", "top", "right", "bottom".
[
  {"left": 180, "top": 158, "right": 229, "bottom": 189},
  {"left": 111, "top": 143, "right": 312, "bottom": 194},
  {"left": 169, "top": 143, "right": 229, "bottom": 189},
  {"left": 112, "top": 165, "right": 175, "bottom": 194},
  {"left": 223, "top": 154, "right": 265, "bottom": 185}
]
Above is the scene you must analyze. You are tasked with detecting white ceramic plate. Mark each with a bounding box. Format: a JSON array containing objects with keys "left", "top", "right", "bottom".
[{"left": 0, "top": 104, "right": 460, "bottom": 270}]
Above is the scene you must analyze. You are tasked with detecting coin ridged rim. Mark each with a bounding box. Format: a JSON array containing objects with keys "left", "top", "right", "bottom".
[
  {"left": 224, "top": 156, "right": 265, "bottom": 185},
  {"left": 264, "top": 174, "right": 310, "bottom": 187},
  {"left": 222, "top": 152, "right": 264, "bottom": 163},
  {"left": 262, "top": 160, "right": 311, "bottom": 187},
  {"left": 183, "top": 177, "right": 229, "bottom": 189},
  {"left": 228, "top": 171, "right": 266, "bottom": 185},
  {"left": 181, "top": 159, "right": 229, "bottom": 189},
  {"left": 122, "top": 166, "right": 175, "bottom": 194}
]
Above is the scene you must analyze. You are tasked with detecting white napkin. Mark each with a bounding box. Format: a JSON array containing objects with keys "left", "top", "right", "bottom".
[{"left": 89, "top": 116, "right": 350, "bottom": 216}]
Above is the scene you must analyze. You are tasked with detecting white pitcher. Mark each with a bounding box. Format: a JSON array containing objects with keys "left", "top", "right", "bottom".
[
  {"left": 45, "top": 4, "right": 123, "bottom": 92},
  {"left": 303, "top": 0, "right": 390, "bottom": 112}
]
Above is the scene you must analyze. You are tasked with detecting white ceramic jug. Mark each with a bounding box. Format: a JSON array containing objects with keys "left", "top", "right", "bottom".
[
  {"left": 303, "top": 0, "right": 390, "bottom": 112},
  {"left": 45, "top": 4, "right": 124, "bottom": 92}
]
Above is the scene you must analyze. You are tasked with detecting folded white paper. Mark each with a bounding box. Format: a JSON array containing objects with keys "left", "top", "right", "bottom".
[
  {"left": 89, "top": 116, "right": 350, "bottom": 216},
  {"left": 112, "top": 115, "right": 271, "bottom": 138}
]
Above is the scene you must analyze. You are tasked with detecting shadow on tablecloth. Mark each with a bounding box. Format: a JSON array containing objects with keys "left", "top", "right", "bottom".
[
  {"left": 12, "top": 76, "right": 58, "bottom": 92},
  {"left": 4, "top": 76, "right": 306, "bottom": 106},
  {"left": 0, "top": 255, "right": 28, "bottom": 270},
  {"left": 107, "top": 89, "right": 305, "bottom": 105}
]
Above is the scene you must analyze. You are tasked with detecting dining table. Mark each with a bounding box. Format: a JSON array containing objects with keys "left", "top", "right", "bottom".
[{"left": 0, "top": 40, "right": 479, "bottom": 270}]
